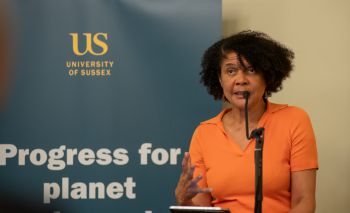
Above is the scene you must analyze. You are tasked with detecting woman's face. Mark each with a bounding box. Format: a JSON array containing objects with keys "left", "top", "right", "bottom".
[{"left": 219, "top": 52, "right": 266, "bottom": 110}]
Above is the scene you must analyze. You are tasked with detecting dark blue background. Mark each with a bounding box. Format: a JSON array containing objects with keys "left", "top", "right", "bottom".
[{"left": 0, "top": 0, "right": 221, "bottom": 212}]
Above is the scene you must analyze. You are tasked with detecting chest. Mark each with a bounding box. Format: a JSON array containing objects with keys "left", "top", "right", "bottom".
[
  {"left": 223, "top": 125, "right": 252, "bottom": 151},
  {"left": 200, "top": 125, "right": 292, "bottom": 199}
]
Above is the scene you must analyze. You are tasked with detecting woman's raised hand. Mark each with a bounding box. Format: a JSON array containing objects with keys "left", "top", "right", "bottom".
[{"left": 175, "top": 152, "right": 212, "bottom": 205}]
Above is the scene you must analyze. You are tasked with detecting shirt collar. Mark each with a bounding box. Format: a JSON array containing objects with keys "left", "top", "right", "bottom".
[{"left": 201, "top": 101, "right": 288, "bottom": 125}]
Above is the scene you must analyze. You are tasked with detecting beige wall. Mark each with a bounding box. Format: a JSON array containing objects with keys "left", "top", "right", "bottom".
[{"left": 222, "top": 0, "right": 350, "bottom": 212}]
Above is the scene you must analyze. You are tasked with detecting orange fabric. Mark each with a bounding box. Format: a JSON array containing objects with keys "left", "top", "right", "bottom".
[{"left": 189, "top": 102, "right": 318, "bottom": 213}]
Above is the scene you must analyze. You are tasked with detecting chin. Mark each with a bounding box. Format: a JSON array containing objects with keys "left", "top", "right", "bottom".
[{"left": 230, "top": 100, "right": 246, "bottom": 110}]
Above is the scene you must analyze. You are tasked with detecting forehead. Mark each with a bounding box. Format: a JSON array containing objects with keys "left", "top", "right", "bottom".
[{"left": 221, "top": 52, "right": 250, "bottom": 67}]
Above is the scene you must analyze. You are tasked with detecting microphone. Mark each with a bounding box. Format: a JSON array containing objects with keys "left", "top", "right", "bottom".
[
  {"left": 242, "top": 90, "right": 264, "bottom": 213},
  {"left": 243, "top": 91, "right": 250, "bottom": 99},
  {"left": 243, "top": 91, "right": 250, "bottom": 139}
]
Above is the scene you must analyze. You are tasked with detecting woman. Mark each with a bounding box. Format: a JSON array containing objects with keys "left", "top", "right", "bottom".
[{"left": 175, "top": 31, "right": 318, "bottom": 213}]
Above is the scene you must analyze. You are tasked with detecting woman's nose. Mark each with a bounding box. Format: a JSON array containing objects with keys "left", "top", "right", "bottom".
[{"left": 234, "top": 70, "right": 248, "bottom": 85}]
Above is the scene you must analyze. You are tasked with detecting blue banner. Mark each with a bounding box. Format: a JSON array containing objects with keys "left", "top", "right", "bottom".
[{"left": 0, "top": 0, "right": 221, "bottom": 212}]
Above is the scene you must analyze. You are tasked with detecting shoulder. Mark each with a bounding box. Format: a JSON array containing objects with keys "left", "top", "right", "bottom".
[
  {"left": 269, "top": 102, "right": 311, "bottom": 121},
  {"left": 268, "top": 102, "right": 314, "bottom": 137},
  {"left": 197, "top": 109, "right": 227, "bottom": 129},
  {"left": 191, "top": 109, "right": 227, "bottom": 138}
]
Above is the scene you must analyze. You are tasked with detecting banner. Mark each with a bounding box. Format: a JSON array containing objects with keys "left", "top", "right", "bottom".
[{"left": 0, "top": 1, "right": 221, "bottom": 212}]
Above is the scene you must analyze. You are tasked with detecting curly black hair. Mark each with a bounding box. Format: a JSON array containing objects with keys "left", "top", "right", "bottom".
[{"left": 200, "top": 30, "right": 295, "bottom": 100}]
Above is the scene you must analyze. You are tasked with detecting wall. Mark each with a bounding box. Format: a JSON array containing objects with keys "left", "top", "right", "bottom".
[{"left": 222, "top": 0, "right": 350, "bottom": 212}]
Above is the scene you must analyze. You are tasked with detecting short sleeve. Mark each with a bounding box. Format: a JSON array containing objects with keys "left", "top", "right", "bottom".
[
  {"left": 290, "top": 109, "right": 318, "bottom": 172},
  {"left": 189, "top": 126, "right": 208, "bottom": 188}
]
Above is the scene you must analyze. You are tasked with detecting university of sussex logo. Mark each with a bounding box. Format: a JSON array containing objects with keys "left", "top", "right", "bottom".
[
  {"left": 66, "top": 32, "right": 114, "bottom": 77},
  {"left": 69, "top": 33, "right": 109, "bottom": 56}
]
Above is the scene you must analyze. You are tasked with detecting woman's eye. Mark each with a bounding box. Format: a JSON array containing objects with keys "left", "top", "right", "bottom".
[
  {"left": 247, "top": 67, "right": 255, "bottom": 73},
  {"left": 227, "top": 68, "right": 237, "bottom": 74}
]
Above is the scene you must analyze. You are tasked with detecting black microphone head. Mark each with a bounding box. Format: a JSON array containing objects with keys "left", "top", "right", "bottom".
[{"left": 243, "top": 91, "right": 250, "bottom": 99}]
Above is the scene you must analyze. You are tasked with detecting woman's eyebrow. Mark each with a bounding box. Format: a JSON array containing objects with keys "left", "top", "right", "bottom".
[{"left": 223, "top": 63, "right": 238, "bottom": 67}]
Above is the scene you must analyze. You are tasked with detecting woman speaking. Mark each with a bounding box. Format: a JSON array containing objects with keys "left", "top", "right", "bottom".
[{"left": 175, "top": 31, "right": 318, "bottom": 213}]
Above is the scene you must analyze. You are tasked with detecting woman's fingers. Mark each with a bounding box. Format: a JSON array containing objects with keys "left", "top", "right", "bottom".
[
  {"left": 186, "top": 165, "right": 195, "bottom": 180},
  {"left": 181, "top": 152, "right": 190, "bottom": 173},
  {"left": 189, "top": 175, "right": 212, "bottom": 193},
  {"left": 195, "top": 187, "right": 212, "bottom": 194},
  {"left": 181, "top": 152, "right": 194, "bottom": 179},
  {"left": 190, "top": 174, "right": 203, "bottom": 186},
  {"left": 177, "top": 153, "right": 211, "bottom": 202},
  {"left": 181, "top": 152, "right": 187, "bottom": 169}
]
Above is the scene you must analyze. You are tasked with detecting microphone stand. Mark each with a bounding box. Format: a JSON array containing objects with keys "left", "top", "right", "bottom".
[
  {"left": 251, "top": 128, "right": 264, "bottom": 213},
  {"left": 243, "top": 92, "right": 264, "bottom": 213}
]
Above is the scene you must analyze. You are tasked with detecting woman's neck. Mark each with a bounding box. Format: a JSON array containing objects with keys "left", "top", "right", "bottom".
[{"left": 229, "top": 100, "right": 267, "bottom": 126}]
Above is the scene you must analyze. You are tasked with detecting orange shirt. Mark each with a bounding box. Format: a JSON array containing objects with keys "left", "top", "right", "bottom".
[{"left": 189, "top": 102, "right": 318, "bottom": 213}]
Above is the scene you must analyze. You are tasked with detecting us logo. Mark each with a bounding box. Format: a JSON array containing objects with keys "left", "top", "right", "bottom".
[{"left": 69, "top": 33, "right": 109, "bottom": 56}]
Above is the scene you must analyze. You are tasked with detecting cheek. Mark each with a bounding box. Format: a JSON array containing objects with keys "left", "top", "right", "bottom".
[
  {"left": 257, "top": 85, "right": 266, "bottom": 94},
  {"left": 219, "top": 81, "right": 231, "bottom": 99},
  {"left": 253, "top": 77, "right": 266, "bottom": 93},
  {"left": 221, "top": 81, "right": 232, "bottom": 93}
]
